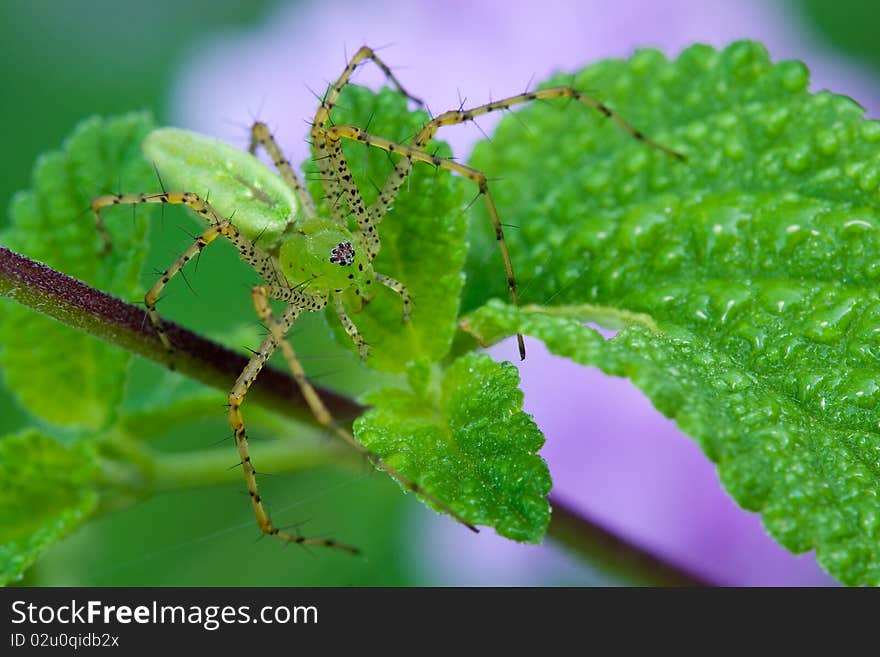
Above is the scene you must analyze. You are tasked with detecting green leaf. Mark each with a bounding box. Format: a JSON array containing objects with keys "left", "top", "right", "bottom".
[
  {"left": 458, "top": 42, "right": 880, "bottom": 586},
  {"left": 355, "top": 353, "right": 550, "bottom": 542},
  {"left": 0, "top": 113, "right": 156, "bottom": 429},
  {"left": 305, "top": 86, "right": 469, "bottom": 372},
  {"left": 464, "top": 41, "right": 880, "bottom": 310},
  {"left": 0, "top": 430, "right": 98, "bottom": 584}
]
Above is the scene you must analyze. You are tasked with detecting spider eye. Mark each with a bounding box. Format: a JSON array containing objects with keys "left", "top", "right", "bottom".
[{"left": 329, "top": 241, "right": 355, "bottom": 266}]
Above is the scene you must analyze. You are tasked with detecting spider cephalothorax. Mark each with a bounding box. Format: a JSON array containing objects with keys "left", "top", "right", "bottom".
[{"left": 278, "top": 219, "right": 374, "bottom": 295}]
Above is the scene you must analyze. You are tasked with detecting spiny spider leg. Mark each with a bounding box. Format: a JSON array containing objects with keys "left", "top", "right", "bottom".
[
  {"left": 369, "top": 85, "right": 684, "bottom": 228},
  {"left": 91, "top": 191, "right": 282, "bottom": 353},
  {"left": 308, "top": 139, "right": 412, "bottom": 324},
  {"left": 374, "top": 273, "right": 411, "bottom": 322},
  {"left": 333, "top": 295, "right": 368, "bottom": 360},
  {"left": 311, "top": 45, "right": 421, "bottom": 224},
  {"left": 313, "top": 45, "right": 423, "bottom": 131},
  {"left": 230, "top": 295, "right": 358, "bottom": 554},
  {"left": 142, "top": 224, "right": 224, "bottom": 354},
  {"left": 248, "top": 121, "right": 317, "bottom": 218},
  {"left": 354, "top": 87, "right": 684, "bottom": 360},
  {"left": 323, "top": 131, "right": 380, "bottom": 258},
  {"left": 253, "top": 284, "right": 478, "bottom": 533},
  {"left": 320, "top": 124, "right": 528, "bottom": 359}
]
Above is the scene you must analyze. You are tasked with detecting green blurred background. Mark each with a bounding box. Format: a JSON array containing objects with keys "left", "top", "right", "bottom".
[{"left": 2, "top": 0, "right": 879, "bottom": 586}]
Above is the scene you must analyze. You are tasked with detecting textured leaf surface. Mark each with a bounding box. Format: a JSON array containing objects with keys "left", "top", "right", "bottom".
[
  {"left": 0, "top": 430, "right": 98, "bottom": 584},
  {"left": 0, "top": 113, "right": 156, "bottom": 429},
  {"left": 355, "top": 353, "right": 550, "bottom": 541},
  {"left": 305, "top": 87, "right": 469, "bottom": 372},
  {"left": 461, "top": 41, "right": 880, "bottom": 585}
]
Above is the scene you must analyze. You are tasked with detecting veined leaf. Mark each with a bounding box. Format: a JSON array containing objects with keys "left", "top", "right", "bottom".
[
  {"left": 355, "top": 353, "right": 550, "bottom": 542},
  {"left": 0, "top": 430, "right": 98, "bottom": 584},
  {"left": 461, "top": 41, "right": 880, "bottom": 585},
  {"left": 0, "top": 113, "right": 156, "bottom": 429}
]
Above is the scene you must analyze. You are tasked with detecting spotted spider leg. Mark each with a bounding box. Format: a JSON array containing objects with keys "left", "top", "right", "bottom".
[
  {"left": 368, "top": 86, "right": 684, "bottom": 229},
  {"left": 242, "top": 281, "right": 478, "bottom": 541},
  {"left": 358, "top": 87, "right": 685, "bottom": 360},
  {"left": 374, "top": 273, "right": 411, "bottom": 321},
  {"left": 248, "top": 121, "right": 317, "bottom": 218},
  {"left": 333, "top": 296, "right": 368, "bottom": 359},
  {"left": 323, "top": 81, "right": 686, "bottom": 357},
  {"left": 299, "top": 47, "right": 419, "bottom": 327},
  {"left": 310, "top": 45, "right": 422, "bottom": 229},
  {"left": 91, "top": 191, "right": 283, "bottom": 355},
  {"left": 230, "top": 293, "right": 361, "bottom": 553}
]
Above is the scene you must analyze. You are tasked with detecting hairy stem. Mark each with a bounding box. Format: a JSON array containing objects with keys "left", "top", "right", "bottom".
[{"left": 0, "top": 245, "right": 713, "bottom": 586}]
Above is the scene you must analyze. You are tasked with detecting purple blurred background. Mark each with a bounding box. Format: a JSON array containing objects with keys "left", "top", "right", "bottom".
[{"left": 168, "top": 0, "right": 880, "bottom": 585}]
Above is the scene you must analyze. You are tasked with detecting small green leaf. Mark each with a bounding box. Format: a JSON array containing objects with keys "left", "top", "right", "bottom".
[
  {"left": 0, "top": 430, "right": 98, "bottom": 584},
  {"left": 458, "top": 41, "right": 880, "bottom": 585},
  {"left": 305, "top": 86, "right": 469, "bottom": 372},
  {"left": 355, "top": 353, "right": 550, "bottom": 542},
  {"left": 0, "top": 113, "right": 156, "bottom": 429}
]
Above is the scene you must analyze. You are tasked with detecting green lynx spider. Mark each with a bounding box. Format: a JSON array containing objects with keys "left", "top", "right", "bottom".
[{"left": 90, "top": 46, "right": 682, "bottom": 552}]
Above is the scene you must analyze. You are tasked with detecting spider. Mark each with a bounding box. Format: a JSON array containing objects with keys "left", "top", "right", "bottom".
[{"left": 90, "top": 46, "right": 682, "bottom": 553}]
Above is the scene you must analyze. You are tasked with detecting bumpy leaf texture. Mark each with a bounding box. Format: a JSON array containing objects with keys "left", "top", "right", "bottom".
[
  {"left": 0, "top": 430, "right": 97, "bottom": 584},
  {"left": 463, "top": 41, "right": 880, "bottom": 585},
  {"left": 356, "top": 354, "right": 550, "bottom": 542},
  {"left": 0, "top": 113, "right": 156, "bottom": 429}
]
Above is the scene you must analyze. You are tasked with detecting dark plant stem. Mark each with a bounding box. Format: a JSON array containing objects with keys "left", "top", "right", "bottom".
[
  {"left": 549, "top": 497, "right": 710, "bottom": 586},
  {"left": 0, "top": 246, "right": 364, "bottom": 425},
  {"left": 0, "top": 245, "right": 714, "bottom": 586}
]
